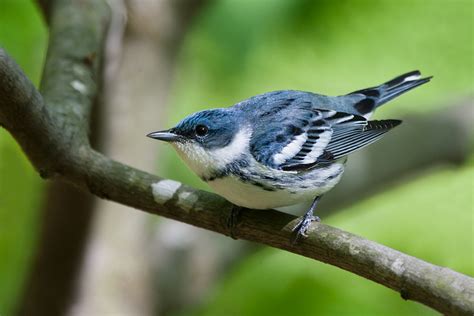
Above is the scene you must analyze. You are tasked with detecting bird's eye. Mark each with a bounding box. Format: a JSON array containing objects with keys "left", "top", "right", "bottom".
[{"left": 195, "top": 124, "right": 209, "bottom": 137}]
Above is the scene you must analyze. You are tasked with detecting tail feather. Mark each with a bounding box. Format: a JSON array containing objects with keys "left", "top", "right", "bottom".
[
  {"left": 376, "top": 71, "right": 432, "bottom": 105},
  {"left": 348, "top": 70, "right": 432, "bottom": 115}
]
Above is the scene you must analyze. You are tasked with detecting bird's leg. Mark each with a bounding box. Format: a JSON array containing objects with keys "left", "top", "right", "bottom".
[
  {"left": 227, "top": 205, "right": 243, "bottom": 239},
  {"left": 291, "top": 196, "right": 322, "bottom": 244}
]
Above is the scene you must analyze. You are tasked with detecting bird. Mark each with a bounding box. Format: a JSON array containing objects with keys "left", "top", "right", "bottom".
[{"left": 147, "top": 70, "right": 432, "bottom": 242}]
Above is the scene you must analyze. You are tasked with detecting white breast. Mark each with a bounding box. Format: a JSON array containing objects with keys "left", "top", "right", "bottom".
[
  {"left": 207, "top": 176, "right": 299, "bottom": 209},
  {"left": 207, "top": 162, "right": 345, "bottom": 209}
]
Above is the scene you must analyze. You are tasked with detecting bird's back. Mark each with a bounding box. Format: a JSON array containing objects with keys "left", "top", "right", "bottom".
[
  {"left": 234, "top": 70, "right": 431, "bottom": 118},
  {"left": 229, "top": 71, "right": 431, "bottom": 171}
]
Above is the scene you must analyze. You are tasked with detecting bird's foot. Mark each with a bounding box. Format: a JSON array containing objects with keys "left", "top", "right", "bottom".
[
  {"left": 227, "top": 205, "right": 243, "bottom": 239},
  {"left": 291, "top": 213, "right": 320, "bottom": 244}
]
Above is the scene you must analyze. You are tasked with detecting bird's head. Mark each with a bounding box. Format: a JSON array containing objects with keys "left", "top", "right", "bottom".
[{"left": 147, "top": 109, "right": 250, "bottom": 178}]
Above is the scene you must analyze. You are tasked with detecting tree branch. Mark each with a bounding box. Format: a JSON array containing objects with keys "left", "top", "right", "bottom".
[
  {"left": 0, "top": 4, "right": 472, "bottom": 315},
  {"left": 73, "top": 0, "right": 210, "bottom": 313},
  {"left": 16, "top": 0, "right": 109, "bottom": 315}
]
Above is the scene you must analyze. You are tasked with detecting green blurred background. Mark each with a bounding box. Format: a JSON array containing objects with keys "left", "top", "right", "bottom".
[{"left": 0, "top": 0, "right": 472, "bottom": 315}]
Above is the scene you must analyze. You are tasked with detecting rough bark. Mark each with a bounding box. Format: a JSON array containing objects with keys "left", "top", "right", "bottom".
[{"left": 13, "top": 1, "right": 108, "bottom": 315}]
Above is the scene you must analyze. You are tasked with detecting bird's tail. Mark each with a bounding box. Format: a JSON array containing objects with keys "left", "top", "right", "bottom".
[{"left": 348, "top": 70, "right": 433, "bottom": 109}]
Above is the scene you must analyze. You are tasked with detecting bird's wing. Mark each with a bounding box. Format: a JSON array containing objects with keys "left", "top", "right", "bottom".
[
  {"left": 248, "top": 95, "right": 328, "bottom": 168},
  {"left": 279, "top": 118, "right": 401, "bottom": 171},
  {"left": 249, "top": 99, "right": 401, "bottom": 171}
]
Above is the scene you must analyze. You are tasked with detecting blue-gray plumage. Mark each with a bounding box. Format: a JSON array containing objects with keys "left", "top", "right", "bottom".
[{"left": 148, "top": 70, "right": 432, "bottom": 242}]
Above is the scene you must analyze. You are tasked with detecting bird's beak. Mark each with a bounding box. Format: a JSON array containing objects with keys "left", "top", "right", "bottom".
[{"left": 146, "top": 129, "right": 181, "bottom": 142}]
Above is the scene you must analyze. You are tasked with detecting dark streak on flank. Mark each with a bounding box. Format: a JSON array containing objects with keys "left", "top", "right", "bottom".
[
  {"left": 202, "top": 158, "right": 250, "bottom": 182},
  {"left": 250, "top": 181, "right": 277, "bottom": 191},
  {"left": 202, "top": 159, "right": 279, "bottom": 192}
]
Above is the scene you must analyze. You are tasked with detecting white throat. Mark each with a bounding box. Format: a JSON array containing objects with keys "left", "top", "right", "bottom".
[{"left": 172, "top": 127, "right": 252, "bottom": 178}]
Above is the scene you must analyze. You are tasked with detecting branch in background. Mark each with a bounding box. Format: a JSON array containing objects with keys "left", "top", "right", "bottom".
[
  {"left": 70, "top": 0, "right": 158, "bottom": 314},
  {"left": 72, "top": 0, "right": 208, "bottom": 315},
  {"left": 18, "top": 182, "right": 96, "bottom": 316},
  {"left": 0, "top": 46, "right": 472, "bottom": 316},
  {"left": 7, "top": 0, "right": 110, "bottom": 315}
]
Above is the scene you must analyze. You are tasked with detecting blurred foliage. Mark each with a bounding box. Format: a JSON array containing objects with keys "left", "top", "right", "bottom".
[{"left": 0, "top": 0, "right": 47, "bottom": 315}]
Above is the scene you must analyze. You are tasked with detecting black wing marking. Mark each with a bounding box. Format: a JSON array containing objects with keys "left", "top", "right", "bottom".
[
  {"left": 271, "top": 114, "right": 332, "bottom": 166},
  {"left": 326, "top": 119, "right": 401, "bottom": 159},
  {"left": 278, "top": 111, "right": 366, "bottom": 170},
  {"left": 280, "top": 118, "right": 401, "bottom": 171},
  {"left": 245, "top": 92, "right": 401, "bottom": 171},
  {"left": 248, "top": 94, "right": 319, "bottom": 167}
]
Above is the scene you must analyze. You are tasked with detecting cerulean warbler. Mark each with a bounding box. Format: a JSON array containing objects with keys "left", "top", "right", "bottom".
[{"left": 148, "top": 71, "right": 431, "bottom": 241}]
